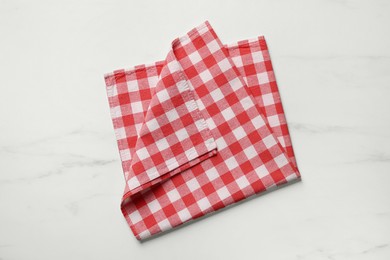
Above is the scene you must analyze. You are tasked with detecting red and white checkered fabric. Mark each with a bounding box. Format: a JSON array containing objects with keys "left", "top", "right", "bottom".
[{"left": 104, "top": 21, "right": 300, "bottom": 240}]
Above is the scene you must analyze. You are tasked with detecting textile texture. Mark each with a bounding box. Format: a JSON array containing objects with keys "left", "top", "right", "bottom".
[{"left": 104, "top": 21, "right": 300, "bottom": 240}]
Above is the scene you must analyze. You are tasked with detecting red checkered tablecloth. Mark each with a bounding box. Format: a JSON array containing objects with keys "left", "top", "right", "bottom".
[{"left": 104, "top": 21, "right": 300, "bottom": 240}]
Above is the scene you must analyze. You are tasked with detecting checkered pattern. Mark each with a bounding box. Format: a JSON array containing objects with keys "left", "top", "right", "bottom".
[
  {"left": 225, "top": 37, "right": 299, "bottom": 171},
  {"left": 104, "top": 21, "right": 300, "bottom": 240}
]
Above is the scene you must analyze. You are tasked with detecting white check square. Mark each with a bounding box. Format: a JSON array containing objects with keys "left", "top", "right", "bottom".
[
  {"left": 225, "top": 156, "right": 239, "bottom": 171},
  {"left": 207, "top": 39, "right": 220, "bottom": 54},
  {"left": 119, "top": 149, "right": 131, "bottom": 161},
  {"left": 131, "top": 101, "right": 143, "bottom": 113},
  {"left": 263, "top": 135, "right": 277, "bottom": 149},
  {"left": 188, "top": 51, "right": 202, "bottom": 64},
  {"left": 128, "top": 176, "right": 141, "bottom": 190},
  {"left": 148, "top": 199, "right": 162, "bottom": 214},
  {"left": 236, "top": 175, "right": 250, "bottom": 189},
  {"left": 129, "top": 210, "right": 142, "bottom": 224},
  {"left": 262, "top": 93, "right": 274, "bottom": 106},
  {"left": 136, "top": 146, "right": 150, "bottom": 160},
  {"left": 206, "top": 167, "right": 219, "bottom": 181},
  {"left": 257, "top": 72, "right": 269, "bottom": 84},
  {"left": 156, "top": 88, "right": 170, "bottom": 102},
  {"left": 197, "top": 197, "right": 212, "bottom": 211},
  {"left": 167, "top": 189, "right": 180, "bottom": 202},
  {"left": 274, "top": 154, "right": 289, "bottom": 168},
  {"left": 268, "top": 114, "right": 280, "bottom": 127},
  {"left": 165, "top": 108, "right": 180, "bottom": 121},
  {"left": 221, "top": 107, "right": 235, "bottom": 121},
  {"left": 146, "top": 118, "right": 160, "bottom": 132},
  {"left": 116, "top": 127, "right": 126, "bottom": 140},
  {"left": 175, "top": 128, "right": 190, "bottom": 141},
  {"left": 156, "top": 137, "right": 170, "bottom": 151},
  {"left": 178, "top": 208, "right": 191, "bottom": 222},
  {"left": 157, "top": 219, "right": 172, "bottom": 231},
  {"left": 199, "top": 69, "right": 213, "bottom": 83},
  {"left": 217, "top": 186, "right": 230, "bottom": 200},
  {"left": 217, "top": 58, "right": 231, "bottom": 72},
  {"left": 252, "top": 51, "right": 264, "bottom": 63},
  {"left": 210, "top": 88, "right": 224, "bottom": 102},
  {"left": 255, "top": 165, "right": 269, "bottom": 179},
  {"left": 243, "top": 145, "right": 257, "bottom": 160},
  {"left": 232, "top": 126, "right": 246, "bottom": 140},
  {"left": 187, "top": 178, "right": 201, "bottom": 192}
]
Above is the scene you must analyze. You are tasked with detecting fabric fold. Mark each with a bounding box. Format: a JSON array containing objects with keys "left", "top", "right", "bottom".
[
  {"left": 104, "top": 21, "right": 300, "bottom": 240},
  {"left": 123, "top": 51, "right": 218, "bottom": 199}
]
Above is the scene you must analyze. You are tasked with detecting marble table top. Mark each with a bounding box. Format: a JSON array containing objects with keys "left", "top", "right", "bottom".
[{"left": 0, "top": 0, "right": 389, "bottom": 259}]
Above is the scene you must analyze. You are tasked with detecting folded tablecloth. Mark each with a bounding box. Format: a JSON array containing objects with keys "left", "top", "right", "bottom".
[{"left": 104, "top": 21, "right": 300, "bottom": 240}]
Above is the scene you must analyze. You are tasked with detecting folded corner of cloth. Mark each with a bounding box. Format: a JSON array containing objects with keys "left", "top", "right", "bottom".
[{"left": 103, "top": 20, "right": 301, "bottom": 241}]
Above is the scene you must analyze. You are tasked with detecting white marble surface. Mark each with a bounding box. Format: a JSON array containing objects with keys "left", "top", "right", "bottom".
[{"left": 1, "top": 0, "right": 389, "bottom": 259}]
